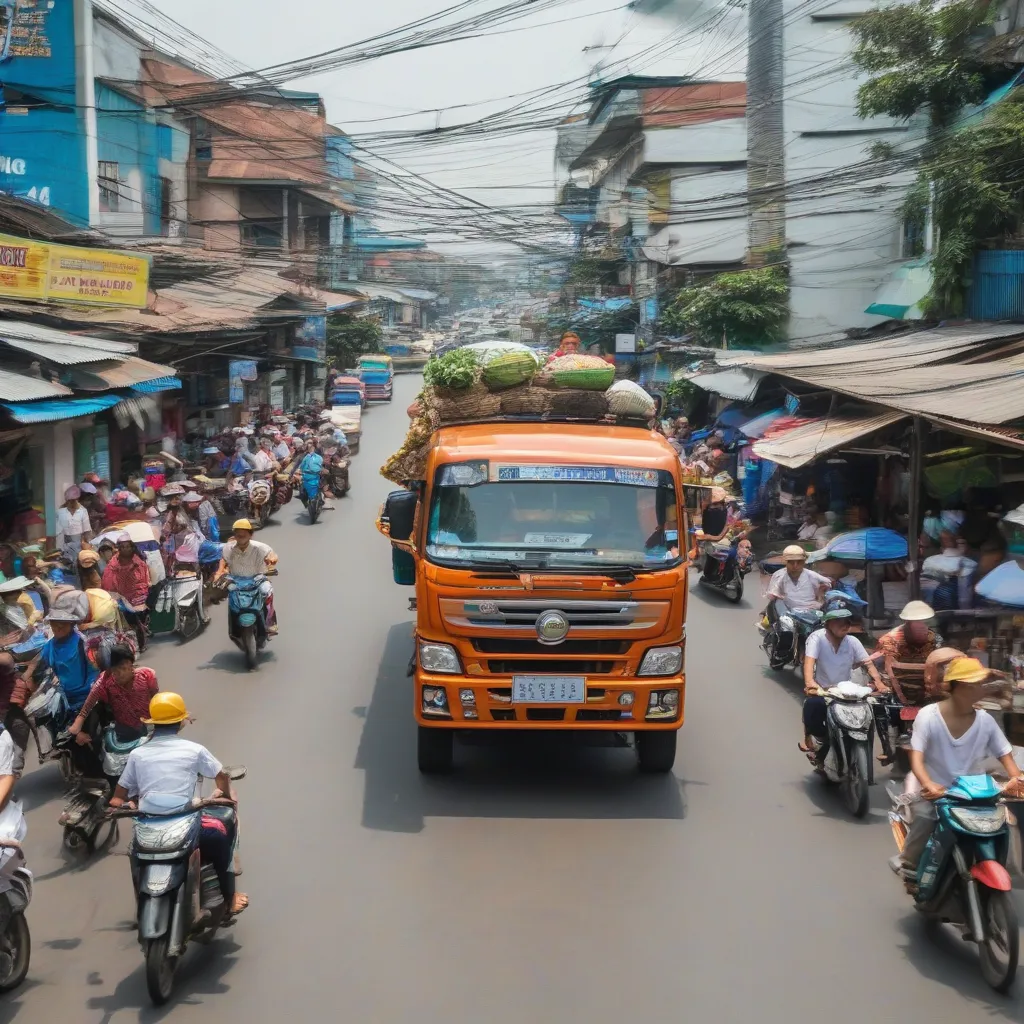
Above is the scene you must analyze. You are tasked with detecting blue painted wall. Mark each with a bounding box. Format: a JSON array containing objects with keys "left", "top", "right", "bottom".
[
  {"left": 968, "top": 250, "right": 1024, "bottom": 321},
  {"left": 0, "top": 0, "right": 88, "bottom": 224}
]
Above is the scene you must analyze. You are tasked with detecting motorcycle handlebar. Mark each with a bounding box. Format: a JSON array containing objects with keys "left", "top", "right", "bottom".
[{"left": 107, "top": 795, "right": 238, "bottom": 819}]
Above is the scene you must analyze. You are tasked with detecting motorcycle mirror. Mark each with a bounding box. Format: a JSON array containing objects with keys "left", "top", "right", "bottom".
[{"left": 226, "top": 765, "right": 247, "bottom": 781}]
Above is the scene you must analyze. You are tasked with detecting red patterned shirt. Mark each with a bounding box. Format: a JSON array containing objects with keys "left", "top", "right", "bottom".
[
  {"left": 101, "top": 555, "right": 150, "bottom": 607},
  {"left": 78, "top": 667, "right": 158, "bottom": 729}
]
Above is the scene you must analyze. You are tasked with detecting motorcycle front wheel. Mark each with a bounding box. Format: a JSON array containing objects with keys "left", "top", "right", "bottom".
[
  {"left": 767, "top": 635, "right": 791, "bottom": 671},
  {"left": 979, "top": 889, "right": 1019, "bottom": 992},
  {"left": 843, "top": 742, "right": 870, "bottom": 818},
  {"left": 308, "top": 496, "right": 321, "bottom": 524},
  {"left": 728, "top": 575, "right": 744, "bottom": 604},
  {"left": 242, "top": 628, "right": 258, "bottom": 671},
  {"left": 145, "top": 935, "right": 177, "bottom": 1006},
  {"left": 0, "top": 913, "right": 30, "bottom": 993}
]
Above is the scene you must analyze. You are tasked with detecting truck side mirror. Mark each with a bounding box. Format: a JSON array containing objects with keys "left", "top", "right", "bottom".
[{"left": 383, "top": 488, "right": 417, "bottom": 542}]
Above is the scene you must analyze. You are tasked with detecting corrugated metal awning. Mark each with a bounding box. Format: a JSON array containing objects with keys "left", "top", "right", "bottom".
[
  {"left": 0, "top": 368, "right": 72, "bottom": 401},
  {"left": 68, "top": 356, "right": 178, "bottom": 391},
  {"left": 865, "top": 258, "right": 932, "bottom": 320},
  {"left": 687, "top": 367, "right": 765, "bottom": 402},
  {"left": 753, "top": 410, "right": 906, "bottom": 468},
  {"left": 0, "top": 393, "right": 124, "bottom": 424},
  {"left": 0, "top": 321, "right": 137, "bottom": 364}
]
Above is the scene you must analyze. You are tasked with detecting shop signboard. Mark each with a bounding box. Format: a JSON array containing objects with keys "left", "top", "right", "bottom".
[
  {"left": 292, "top": 316, "right": 326, "bottom": 362},
  {"left": 0, "top": 233, "right": 150, "bottom": 308},
  {"left": 229, "top": 359, "right": 258, "bottom": 404},
  {"left": 615, "top": 332, "right": 636, "bottom": 354}
]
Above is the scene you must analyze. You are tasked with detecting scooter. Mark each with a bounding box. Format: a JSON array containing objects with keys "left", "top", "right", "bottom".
[
  {"left": 225, "top": 574, "right": 272, "bottom": 670},
  {"left": 306, "top": 483, "right": 324, "bottom": 525},
  {"left": 111, "top": 768, "right": 246, "bottom": 1006},
  {"left": 247, "top": 476, "right": 273, "bottom": 530},
  {"left": 0, "top": 809, "right": 32, "bottom": 993},
  {"left": 695, "top": 537, "right": 750, "bottom": 603},
  {"left": 889, "top": 774, "right": 1019, "bottom": 992},
  {"left": 759, "top": 602, "right": 822, "bottom": 671},
  {"left": 806, "top": 681, "right": 875, "bottom": 818},
  {"left": 22, "top": 669, "right": 73, "bottom": 781}
]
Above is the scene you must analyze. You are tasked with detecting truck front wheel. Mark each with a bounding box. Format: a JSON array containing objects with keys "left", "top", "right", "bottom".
[
  {"left": 636, "top": 731, "right": 677, "bottom": 774},
  {"left": 417, "top": 727, "right": 454, "bottom": 774}
]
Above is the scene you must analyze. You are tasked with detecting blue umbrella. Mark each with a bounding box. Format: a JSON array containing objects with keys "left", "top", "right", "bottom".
[
  {"left": 974, "top": 560, "right": 1024, "bottom": 608},
  {"left": 808, "top": 528, "right": 908, "bottom": 564},
  {"left": 738, "top": 408, "right": 785, "bottom": 439}
]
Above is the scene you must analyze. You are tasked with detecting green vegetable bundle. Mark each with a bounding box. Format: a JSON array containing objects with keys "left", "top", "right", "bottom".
[
  {"left": 481, "top": 350, "right": 538, "bottom": 389},
  {"left": 424, "top": 348, "right": 478, "bottom": 391}
]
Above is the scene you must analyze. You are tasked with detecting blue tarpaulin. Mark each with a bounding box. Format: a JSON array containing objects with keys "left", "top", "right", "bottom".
[
  {"left": 131, "top": 377, "right": 181, "bottom": 394},
  {"left": 1, "top": 393, "right": 124, "bottom": 424},
  {"left": 808, "top": 528, "right": 908, "bottom": 564},
  {"left": 975, "top": 561, "right": 1024, "bottom": 608}
]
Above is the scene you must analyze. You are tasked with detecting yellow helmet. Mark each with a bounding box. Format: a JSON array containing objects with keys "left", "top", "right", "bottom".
[
  {"left": 232, "top": 518, "right": 254, "bottom": 533},
  {"left": 143, "top": 692, "right": 190, "bottom": 725}
]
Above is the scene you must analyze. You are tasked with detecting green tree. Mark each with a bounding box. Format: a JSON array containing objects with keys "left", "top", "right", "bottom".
[
  {"left": 325, "top": 312, "right": 383, "bottom": 369},
  {"left": 659, "top": 267, "right": 788, "bottom": 348}
]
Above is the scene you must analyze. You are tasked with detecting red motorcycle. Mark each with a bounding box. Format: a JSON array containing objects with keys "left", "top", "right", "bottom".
[{"left": 272, "top": 473, "right": 293, "bottom": 513}]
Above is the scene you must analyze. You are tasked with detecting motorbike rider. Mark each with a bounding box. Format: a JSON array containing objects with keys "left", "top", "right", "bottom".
[
  {"left": 0, "top": 654, "right": 30, "bottom": 776},
  {"left": 292, "top": 439, "right": 326, "bottom": 508},
  {"left": 693, "top": 487, "right": 729, "bottom": 579},
  {"left": 68, "top": 644, "right": 158, "bottom": 748},
  {"left": 891, "top": 656, "right": 1024, "bottom": 887},
  {"left": 108, "top": 692, "right": 249, "bottom": 918},
  {"left": 216, "top": 520, "right": 279, "bottom": 634},
  {"left": 872, "top": 600, "right": 941, "bottom": 704},
  {"left": 766, "top": 545, "right": 831, "bottom": 618},
  {"left": 800, "top": 606, "right": 887, "bottom": 756}
]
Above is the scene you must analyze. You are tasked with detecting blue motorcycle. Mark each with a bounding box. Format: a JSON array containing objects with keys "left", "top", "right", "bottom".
[
  {"left": 889, "top": 774, "right": 1019, "bottom": 991},
  {"left": 226, "top": 574, "right": 271, "bottom": 670}
]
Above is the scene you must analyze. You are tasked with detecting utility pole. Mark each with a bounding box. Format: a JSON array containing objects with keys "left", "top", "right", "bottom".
[{"left": 747, "top": 0, "right": 786, "bottom": 263}]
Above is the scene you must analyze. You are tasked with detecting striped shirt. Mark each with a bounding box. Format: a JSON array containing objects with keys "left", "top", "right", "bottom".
[{"left": 78, "top": 667, "right": 158, "bottom": 728}]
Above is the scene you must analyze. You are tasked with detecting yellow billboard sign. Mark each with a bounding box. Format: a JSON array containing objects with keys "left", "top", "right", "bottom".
[{"left": 0, "top": 234, "right": 150, "bottom": 309}]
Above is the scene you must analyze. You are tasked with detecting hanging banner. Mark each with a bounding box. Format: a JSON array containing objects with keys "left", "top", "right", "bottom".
[
  {"left": 292, "top": 316, "right": 326, "bottom": 362},
  {"left": 0, "top": 233, "right": 150, "bottom": 308},
  {"left": 229, "top": 360, "right": 258, "bottom": 404}
]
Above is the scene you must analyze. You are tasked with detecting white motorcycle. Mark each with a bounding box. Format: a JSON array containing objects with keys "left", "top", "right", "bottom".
[{"left": 0, "top": 802, "right": 32, "bottom": 992}]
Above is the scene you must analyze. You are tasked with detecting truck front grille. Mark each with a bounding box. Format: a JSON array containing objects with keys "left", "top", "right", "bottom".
[
  {"left": 472, "top": 638, "right": 630, "bottom": 656},
  {"left": 486, "top": 659, "right": 615, "bottom": 675},
  {"left": 441, "top": 598, "right": 668, "bottom": 635}
]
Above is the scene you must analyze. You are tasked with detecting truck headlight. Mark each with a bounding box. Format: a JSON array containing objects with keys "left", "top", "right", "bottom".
[
  {"left": 639, "top": 646, "right": 683, "bottom": 676},
  {"left": 419, "top": 642, "right": 461, "bottom": 674}
]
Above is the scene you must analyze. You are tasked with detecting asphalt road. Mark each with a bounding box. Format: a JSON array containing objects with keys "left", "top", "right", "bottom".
[{"left": 7, "top": 374, "right": 1024, "bottom": 1024}]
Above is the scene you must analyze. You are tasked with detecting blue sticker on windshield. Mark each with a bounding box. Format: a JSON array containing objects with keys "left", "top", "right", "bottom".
[{"left": 492, "top": 465, "right": 659, "bottom": 486}]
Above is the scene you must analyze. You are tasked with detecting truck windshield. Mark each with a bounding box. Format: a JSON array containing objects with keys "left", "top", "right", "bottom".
[{"left": 426, "top": 467, "right": 681, "bottom": 570}]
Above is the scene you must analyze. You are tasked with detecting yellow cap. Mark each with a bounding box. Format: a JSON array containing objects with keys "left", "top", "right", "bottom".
[
  {"left": 944, "top": 657, "right": 990, "bottom": 686},
  {"left": 143, "top": 692, "right": 190, "bottom": 725},
  {"left": 232, "top": 518, "right": 254, "bottom": 532}
]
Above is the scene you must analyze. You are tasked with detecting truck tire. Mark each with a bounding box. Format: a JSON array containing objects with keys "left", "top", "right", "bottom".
[
  {"left": 636, "top": 731, "right": 677, "bottom": 773},
  {"left": 417, "top": 727, "right": 453, "bottom": 774}
]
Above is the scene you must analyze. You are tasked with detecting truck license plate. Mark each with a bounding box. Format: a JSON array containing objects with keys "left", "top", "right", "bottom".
[{"left": 512, "top": 676, "right": 586, "bottom": 703}]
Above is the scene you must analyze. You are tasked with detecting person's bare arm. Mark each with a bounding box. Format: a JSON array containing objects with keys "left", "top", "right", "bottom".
[
  {"left": 107, "top": 784, "right": 130, "bottom": 808},
  {"left": 909, "top": 748, "right": 945, "bottom": 799},
  {"left": 803, "top": 656, "right": 818, "bottom": 695},
  {"left": 0, "top": 774, "right": 14, "bottom": 814}
]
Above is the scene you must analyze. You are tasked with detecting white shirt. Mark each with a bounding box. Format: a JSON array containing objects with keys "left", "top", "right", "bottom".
[
  {"left": 222, "top": 538, "right": 274, "bottom": 578},
  {"left": 805, "top": 629, "right": 870, "bottom": 686},
  {"left": 910, "top": 703, "right": 1012, "bottom": 790},
  {"left": 0, "top": 732, "right": 26, "bottom": 841},
  {"left": 272, "top": 442, "right": 290, "bottom": 461},
  {"left": 251, "top": 449, "right": 276, "bottom": 472},
  {"left": 768, "top": 567, "right": 831, "bottom": 610},
  {"left": 119, "top": 733, "right": 223, "bottom": 813},
  {"left": 922, "top": 549, "right": 977, "bottom": 579},
  {"left": 56, "top": 505, "right": 91, "bottom": 545}
]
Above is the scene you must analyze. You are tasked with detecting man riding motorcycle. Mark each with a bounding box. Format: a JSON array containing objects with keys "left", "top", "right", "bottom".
[
  {"left": 800, "top": 606, "right": 887, "bottom": 756},
  {"left": 891, "top": 656, "right": 1024, "bottom": 887},
  {"left": 873, "top": 600, "right": 941, "bottom": 699},
  {"left": 216, "top": 520, "right": 278, "bottom": 634},
  {"left": 767, "top": 545, "right": 831, "bottom": 615},
  {"left": 68, "top": 644, "right": 158, "bottom": 747},
  {"left": 292, "top": 440, "right": 326, "bottom": 507},
  {"left": 108, "top": 692, "right": 249, "bottom": 918}
]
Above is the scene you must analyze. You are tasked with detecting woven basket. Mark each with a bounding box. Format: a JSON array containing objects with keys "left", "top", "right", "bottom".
[
  {"left": 499, "top": 385, "right": 553, "bottom": 416},
  {"left": 381, "top": 443, "right": 429, "bottom": 485},
  {"left": 433, "top": 383, "right": 501, "bottom": 424},
  {"left": 549, "top": 390, "right": 609, "bottom": 419}
]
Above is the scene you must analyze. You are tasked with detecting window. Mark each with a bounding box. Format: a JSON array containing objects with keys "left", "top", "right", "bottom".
[
  {"left": 159, "top": 177, "right": 173, "bottom": 235},
  {"left": 98, "top": 160, "right": 121, "bottom": 213},
  {"left": 901, "top": 213, "right": 926, "bottom": 259}
]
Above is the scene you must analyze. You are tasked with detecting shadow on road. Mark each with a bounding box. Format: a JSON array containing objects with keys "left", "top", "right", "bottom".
[
  {"left": 84, "top": 935, "right": 241, "bottom": 1024},
  {"left": 895, "top": 914, "right": 1024, "bottom": 1022},
  {"left": 356, "top": 623, "right": 687, "bottom": 833},
  {"left": 688, "top": 576, "right": 753, "bottom": 612},
  {"left": 195, "top": 649, "right": 277, "bottom": 675},
  {"left": 13, "top": 760, "right": 63, "bottom": 813},
  {"left": 0, "top": 977, "right": 43, "bottom": 1024}
]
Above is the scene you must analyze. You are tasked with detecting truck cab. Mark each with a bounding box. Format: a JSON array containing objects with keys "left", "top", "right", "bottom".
[{"left": 378, "top": 420, "right": 688, "bottom": 774}]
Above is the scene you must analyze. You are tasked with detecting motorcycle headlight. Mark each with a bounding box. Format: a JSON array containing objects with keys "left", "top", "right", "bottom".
[
  {"left": 830, "top": 702, "right": 872, "bottom": 731},
  {"left": 638, "top": 646, "right": 683, "bottom": 677},
  {"left": 949, "top": 805, "right": 1007, "bottom": 834},
  {"left": 778, "top": 614, "right": 794, "bottom": 632},
  {"left": 418, "top": 642, "right": 461, "bottom": 675}
]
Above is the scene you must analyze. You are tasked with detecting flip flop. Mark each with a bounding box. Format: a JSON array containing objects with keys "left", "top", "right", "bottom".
[
  {"left": 229, "top": 893, "right": 249, "bottom": 916},
  {"left": 797, "top": 742, "right": 814, "bottom": 754}
]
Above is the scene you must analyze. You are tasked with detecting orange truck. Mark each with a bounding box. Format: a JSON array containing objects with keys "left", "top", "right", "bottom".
[{"left": 377, "top": 420, "right": 688, "bottom": 774}]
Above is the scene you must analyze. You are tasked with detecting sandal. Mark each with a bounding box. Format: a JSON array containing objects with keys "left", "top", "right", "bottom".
[
  {"left": 229, "top": 893, "right": 249, "bottom": 915},
  {"left": 797, "top": 742, "right": 815, "bottom": 754}
]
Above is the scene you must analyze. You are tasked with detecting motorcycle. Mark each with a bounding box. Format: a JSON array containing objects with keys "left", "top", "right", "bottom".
[
  {"left": 22, "top": 669, "right": 74, "bottom": 781},
  {"left": 305, "top": 482, "right": 324, "bottom": 525},
  {"left": 225, "top": 574, "right": 272, "bottom": 670},
  {"left": 759, "top": 602, "right": 822, "bottom": 671},
  {"left": 806, "top": 681, "right": 876, "bottom": 818},
  {"left": 112, "top": 768, "right": 246, "bottom": 1006},
  {"left": 58, "top": 725, "right": 149, "bottom": 854},
  {"left": 0, "top": 808, "right": 32, "bottom": 994},
  {"left": 695, "top": 536, "right": 750, "bottom": 603},
  {"left": 247, "top": 476, "right": 273, "bottom": 530},
  {"left": 889, "top": 774, "right": 1019, "bottom": 992},
  {"left": 272, "top": 473, "right": 293, "bottom": 512}
]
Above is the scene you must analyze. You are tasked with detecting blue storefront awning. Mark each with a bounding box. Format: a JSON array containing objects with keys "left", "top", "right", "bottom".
[
  {"left": 131, "top": 376, "right": 182, "bottom": 394},
  {"left": 1, "top": 393, "right": 125, "bottom": 424}
]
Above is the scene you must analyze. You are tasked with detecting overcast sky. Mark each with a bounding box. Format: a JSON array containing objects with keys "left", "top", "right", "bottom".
[{"left": 145, "top": 0, "right": 745, "bottom": 252}]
